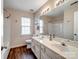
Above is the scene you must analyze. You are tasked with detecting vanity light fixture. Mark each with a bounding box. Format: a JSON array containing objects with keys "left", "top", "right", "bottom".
[
  {"left": 55, "top": 0, "right": 64, "bottom": 7},
  {"left": 41, "top": 7, "right": 50, "bottom": 15},
  {"left": 47, "top": 8, "right": 49, "bottom": 11}
]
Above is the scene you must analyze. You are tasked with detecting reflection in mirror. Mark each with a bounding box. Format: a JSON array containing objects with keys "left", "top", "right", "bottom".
[{"left": 40, "top": 0, "right": 78, "bottom": 42}]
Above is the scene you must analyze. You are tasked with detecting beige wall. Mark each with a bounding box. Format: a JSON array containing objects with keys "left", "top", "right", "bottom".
[{"left": 4, "top": 8, "right": 35, "bottom": 48}]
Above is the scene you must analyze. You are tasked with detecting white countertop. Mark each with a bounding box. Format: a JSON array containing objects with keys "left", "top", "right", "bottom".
[{"left": 32, "top": 36, "right": 78, "bottom": 59}]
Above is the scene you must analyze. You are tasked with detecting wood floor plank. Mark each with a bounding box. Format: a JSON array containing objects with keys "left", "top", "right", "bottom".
[{"left": 7, "top": 46, "right": 37, "bottom": 59}]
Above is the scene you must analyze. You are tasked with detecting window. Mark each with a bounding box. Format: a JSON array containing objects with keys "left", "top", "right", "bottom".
[
  {"left": 39, "top": 20, "right": 43, "bottom": 33},
  {"left": 21, "top": 17, "right": 31, "bottom": 35}
]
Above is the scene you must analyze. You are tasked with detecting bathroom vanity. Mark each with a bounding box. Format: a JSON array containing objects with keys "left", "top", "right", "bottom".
[
  {"left": 31, "top": 36, "right": 77, "bottom": 59},
  {"left": 31, "top": 0, "right": 78, "bottom": 59}
]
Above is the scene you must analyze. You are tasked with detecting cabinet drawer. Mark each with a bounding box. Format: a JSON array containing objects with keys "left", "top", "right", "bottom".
[{"left": 41, "top": 49, "right": 51, "bottom": 59}]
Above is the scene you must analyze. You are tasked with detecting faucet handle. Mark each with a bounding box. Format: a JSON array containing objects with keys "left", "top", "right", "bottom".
[{"left": 53, "top": 34, "right": 55, "bottom": 38}]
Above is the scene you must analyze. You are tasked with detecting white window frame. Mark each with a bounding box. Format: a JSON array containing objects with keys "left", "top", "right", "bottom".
[
  {"left": 39, "top": 20, "right": 43, "bottom": 34},
  {"left": 21, "top": 17, "right": 31, "bottom": 35}
]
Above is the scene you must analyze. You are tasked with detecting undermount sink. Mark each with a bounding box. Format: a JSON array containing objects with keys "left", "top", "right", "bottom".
[
  {"left": 53, "top": 44, "right": 78, "bottom": 59},
  {"left": 51, "top": 43, "right": 77, "bottom": 54}
]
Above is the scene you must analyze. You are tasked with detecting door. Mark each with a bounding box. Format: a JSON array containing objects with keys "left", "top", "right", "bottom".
[{"left": 74, "top": 11, "right": 78, "bottom": 40}]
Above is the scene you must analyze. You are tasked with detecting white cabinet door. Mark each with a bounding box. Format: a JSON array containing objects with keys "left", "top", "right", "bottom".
[
  {"left": 45, "top": 53, "right": 51, "bottom": 59},
  {"left": 31, "top": 39, "right": 35, "bottom": 53},
  {"left": 41, "top": 45, "right": 51, "bottom": 59},
  {"left": 35, "top": 45, "right": 41, "bottom": 59},
  {"left": 41, "top": 51, "right": 45, "bottom": 59},
  {"left": 41, "top": 52, "right": 51, "bottom": 59},
  {"left": 33, "top": 40, "right": 41, "bottom": 59}
]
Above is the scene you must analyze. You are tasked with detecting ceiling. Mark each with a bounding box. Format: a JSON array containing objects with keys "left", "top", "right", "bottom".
[{"left": 4, "top": 0, "right": 48, "bottom": 13}]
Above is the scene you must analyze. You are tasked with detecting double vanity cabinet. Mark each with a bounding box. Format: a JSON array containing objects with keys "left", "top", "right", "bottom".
[{"left": 31, "top": 37, "right": 65, "bottom": 59}]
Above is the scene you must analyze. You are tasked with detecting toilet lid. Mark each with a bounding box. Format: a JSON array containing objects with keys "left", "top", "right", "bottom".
[{"left": 26, "top": 40, "right": 32, "bottom": 43}]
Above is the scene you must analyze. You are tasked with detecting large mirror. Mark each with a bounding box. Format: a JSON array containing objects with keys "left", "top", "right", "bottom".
[{"left": 40, "top": 0, "right": 78, "bottom": 41}]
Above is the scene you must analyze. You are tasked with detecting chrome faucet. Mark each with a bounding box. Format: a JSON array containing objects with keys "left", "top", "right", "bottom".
[
  {"left": 49, "top": 34, "right": 55, "bottom": 41},
  {"left": 53, "top": 34, "right": 55, "bottom": 38},
  {"left": 49, "top": 34, "right": 52, "bottom": 41}
]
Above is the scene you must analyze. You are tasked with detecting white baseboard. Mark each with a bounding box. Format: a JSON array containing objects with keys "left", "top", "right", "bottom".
[{"left": 11, "top": 44, "right": 26, "bottom": 48}]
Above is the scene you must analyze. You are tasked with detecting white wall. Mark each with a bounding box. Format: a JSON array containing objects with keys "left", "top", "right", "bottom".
[
  {"left": 3, "top": 18, "right": 11, "bottom": 48},
  {"left": 4, "top": 8, "right": 35, "bottom": 48}
]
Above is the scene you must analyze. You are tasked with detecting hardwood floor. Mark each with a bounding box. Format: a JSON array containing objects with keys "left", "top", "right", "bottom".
[{"left": 7, "top": 46, "right": 37, "bottom": 59}]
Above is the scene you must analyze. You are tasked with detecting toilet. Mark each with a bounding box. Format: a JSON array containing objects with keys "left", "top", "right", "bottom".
[{"left": 26, "top": 40, "right": 32, "bottom": 49}]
